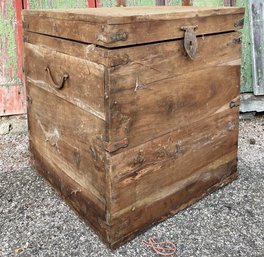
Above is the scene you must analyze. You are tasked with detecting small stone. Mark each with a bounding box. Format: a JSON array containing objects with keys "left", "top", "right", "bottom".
[
  {"left": 249, "top": 138, "right": 256, "bottom": 145},
  {"left": 14, "top": 247, "right": 23, "bottom": 255},
  {"left": 0, "top": 122, "right": 12, "bottom": 135}
]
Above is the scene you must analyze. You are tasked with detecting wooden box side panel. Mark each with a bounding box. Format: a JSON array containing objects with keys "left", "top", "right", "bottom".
[
  {"left": 107, "top": 107, "right": 240, "bottom": 248},
  {"left": 110, "top": 105, "right": 240, "bottom": 211},
  {"left": 27, "top": 82, "right": 108, "bottom": 220},
  {"left": 24, "top": 32, "right": 110, "bottom": 66},
  {"left": 24, "top": 41, "right": 106, "bottom": 119},
  {"left": 106, "top": 32, "right": 242, "bottom": 153},
  {"left": 105, "top": 32, "right": 241, "bottom": 247}
]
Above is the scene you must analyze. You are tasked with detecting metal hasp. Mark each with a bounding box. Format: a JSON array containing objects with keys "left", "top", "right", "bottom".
[{"left": 181, "top": 25, "right": 198, "bottom": 60}]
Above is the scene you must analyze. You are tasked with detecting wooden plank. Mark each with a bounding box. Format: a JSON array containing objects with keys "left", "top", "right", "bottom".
[
  {"left": 22, "top": 6, "right": 244, "bottom": 23},
  {"left": 109, "top": 109, "right": 239, "bottom": 216},
  {"left": 24, "top": 32, "right": 110, "bottom": 66},
  {"left": 249, "top": 0, "right": 264, "bottom": 95},
  {"left": 109, "top": 164, "right": 238, "bottom": 248},
  {"left": 22, "top": 7, "right": 244, "bottom": 47},
  {"left": 106, "top": 33, "right": 241, "bottom": 152},
  {"left": 29, "top": 142, "right": 112, "bottom": 246},
  {"left": 24, "top": 43, "right": 105, "bottom": 120},
  {"left": 27, "top": 83, "right": 107, "bottom": 215},
  {"left": 107, "top": 31, "right": 241, "bottom": 75},
  {"left": 24, "top": 31, "right": 241, "bottom": 67}
]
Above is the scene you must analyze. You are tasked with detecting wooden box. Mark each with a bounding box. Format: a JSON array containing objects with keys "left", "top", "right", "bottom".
[{"left": 23, "top": 7, "right": 244, "bottom": 249}]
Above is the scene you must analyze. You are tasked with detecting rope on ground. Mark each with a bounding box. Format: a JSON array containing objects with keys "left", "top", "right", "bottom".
[{"left": 142, "top": 237, "right": 176, "bottom": 256}]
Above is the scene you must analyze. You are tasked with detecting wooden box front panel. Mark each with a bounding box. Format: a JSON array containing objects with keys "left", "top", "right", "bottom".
[
  {"left": 106, "top": 32, "right": 241, "bottom": 152},
  {"left": 105, "top": 32, "right": 241, "bottom": 246}
]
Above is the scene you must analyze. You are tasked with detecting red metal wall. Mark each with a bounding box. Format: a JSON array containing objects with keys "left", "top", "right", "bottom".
[
  {"left": 0, "top": 0, "right": 26, "bottom": 116},
  {"left": 0, "top": 0, "right": 95, "bottom": 117}
]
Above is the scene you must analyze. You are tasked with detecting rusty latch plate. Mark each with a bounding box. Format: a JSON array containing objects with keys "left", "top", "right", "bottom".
[{"left": 181, "top": 25, "right": 198, "bottom": 60}]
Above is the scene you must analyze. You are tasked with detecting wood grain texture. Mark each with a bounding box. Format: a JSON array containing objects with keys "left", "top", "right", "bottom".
[
  {"left": 24, "top": 6, "right": 243, "bottom": 249},
  {"left": 109, "top": 109, "right": 239, "bottom": 217},
  {"left": 29, "top": 142, "right": 111, "bottom": 244},
  {"left": 22, "top": 6, "right": 245, "bottom": 24},
  {"left": 107, "top": 64, "right": 241, "bottom": 153},
  {"left": 24, "top": 32, "right": 110, "bottom": 66},
  {"left": 22, "top": 7, "right": 244, "bottom": 47},
  {"left": 27, "top": 83, "right": 107, "bottom": 216},
  {"left": 108, "top": 165, "right": 238, "bottom": 248},
  {"left": 24, "top": 43, "right": 105, "bottom": 119}
]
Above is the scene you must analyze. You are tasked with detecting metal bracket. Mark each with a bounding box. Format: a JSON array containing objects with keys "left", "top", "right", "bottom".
[
  {"left": 97, "top": 31, "right": 128, "bottom": 44},
  {"left": 181, "top": 25, "right": 198, "bottom": 60},
  {"left": 110, "top": 32, "right": 128, "bottom": 42}
]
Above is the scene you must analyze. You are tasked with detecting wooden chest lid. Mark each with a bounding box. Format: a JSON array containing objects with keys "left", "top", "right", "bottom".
[{"left": 23, "top": 6, "right": 244, "bottom": 48}]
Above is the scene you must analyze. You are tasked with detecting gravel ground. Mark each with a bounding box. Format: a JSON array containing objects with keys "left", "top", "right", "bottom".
[{"left": 0, "top": 115, "right": 263, "bottom": 257}]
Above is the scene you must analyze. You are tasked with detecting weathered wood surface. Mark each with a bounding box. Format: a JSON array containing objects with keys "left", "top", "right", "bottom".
[
  {"left": 24, "top": 43, "right": 105, "bottom": 119},
  {"left": 24, "top": 6, "right": 243, "bottom": 249},
  {"left": 24, "top": 32, "right": 110, "bottom": 66},
  {"left": 22, "top": 7, "right": 244, "bottom": 47},
  {"left": 22, "top": 6, "right": 245, "bottom": 23},
  {"left": 107, "top": 53, "right": 240, "bottom": 151},
  {"left": 27, "top": 83, "right": 107, "bottom": 217},
  {"left": 30, "top": 142, "right": 111, "bottom": 244},
  {"left": 109, "top": 108, "right": 239, "bottom": 217},
  {"left": 109, "top": 167, "right": 238, "bottom": 248}
]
